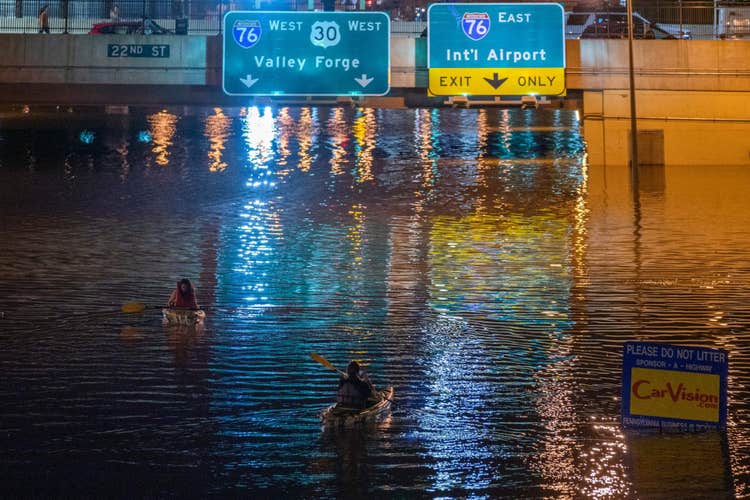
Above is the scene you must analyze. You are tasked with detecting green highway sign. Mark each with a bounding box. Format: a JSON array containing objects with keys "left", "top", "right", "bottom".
[
  {"left": 428, "top": 3, "right": 565, "bottom": 96},
  {"left": 223, "top": 11, "right": 390, "bottom": 96}
]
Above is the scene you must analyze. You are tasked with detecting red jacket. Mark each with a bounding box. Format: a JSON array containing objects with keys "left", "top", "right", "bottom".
[{"left": 168, "top": 288, "right": 198, "bottom": 309}]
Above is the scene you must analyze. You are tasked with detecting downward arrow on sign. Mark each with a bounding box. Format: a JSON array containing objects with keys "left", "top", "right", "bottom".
[
  {"left": 354, "top": 74, "right": 374, "bottom": 88},
  {"left": 484, "top": 73, "right": 508, "bottom": 90},
  {"left": 240, "top": 75, "right": 259, "bottom": 88}
]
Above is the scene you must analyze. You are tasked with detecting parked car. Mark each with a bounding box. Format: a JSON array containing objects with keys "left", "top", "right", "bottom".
[
  {"left": 581, "top": 19, "right": 680, "bottom": 39},
  {"left": 89, "top": 19, "right": 171, "bottom": 35},
  {"left": 569, "top": 12, "right": 691, "bottom": 40}
]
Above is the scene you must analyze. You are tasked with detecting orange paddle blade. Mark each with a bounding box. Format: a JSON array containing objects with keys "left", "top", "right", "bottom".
[
  {"left": 121, "top": 302, "right": 147, "bottom": 314},
  {"left": 310, "top": 353, "right": 336, "bottom": 370}
]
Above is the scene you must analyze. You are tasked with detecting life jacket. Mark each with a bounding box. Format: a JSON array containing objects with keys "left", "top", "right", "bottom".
[
  {"left": 173, "top": 289, "right": 198, "bottom": 309},
  {"left": 337, "top": 378, "right": 368, "bottom": 408}
]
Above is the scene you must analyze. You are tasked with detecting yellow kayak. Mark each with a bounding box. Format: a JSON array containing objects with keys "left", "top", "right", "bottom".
[
  {"left": 162, "top": 308, "right": 206, "bottom": 326},
  {"left": 320, "top": 386, "right": 394, "bottom": 427}
]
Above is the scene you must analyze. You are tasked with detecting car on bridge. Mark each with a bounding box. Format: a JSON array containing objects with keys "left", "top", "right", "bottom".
[
  {"left": 718, "top": 8, "right": 750, "bottom": 39},
  {"left": 89, "top": 19, "right": 171, "bottom": 35},
  {"left": 569, "top": 11, "right": 691, "bottom": 39}
]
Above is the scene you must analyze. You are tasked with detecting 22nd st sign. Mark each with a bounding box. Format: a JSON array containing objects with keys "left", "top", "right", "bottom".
[{"left": 222, "top": 11, "right": 390, "bottom": 96}]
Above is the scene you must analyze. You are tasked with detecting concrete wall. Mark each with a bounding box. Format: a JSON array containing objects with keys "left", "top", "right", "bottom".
[
  {"left": 583, "top": 91, "right": 750, "bottom": 166},
  {"left": 0, "top": 34, "right": 424, "bottom": 89},
  {"left": 572, "top": 39, "right": 750, "bottom": 166},
  {"left": 3, "top": 35, "right": 750, "bottom": 92},
  {"left": 390, "top": 37, "right": 426, "bottom": 88},
  {"left": 567, "top": 39, "right": 750, "bottom": 92},
  {"left": 2, "top": 35, "right": 750, "bottom": 114},
  {"left": 0, "top": 34, "right": 208, "bottom": 85},
  {"left": 585, "top": 89, "right": 750, "bottom": 122}
]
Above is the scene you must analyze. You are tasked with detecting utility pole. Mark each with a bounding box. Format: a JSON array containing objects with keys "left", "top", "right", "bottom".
[{"left": 626, "top": 0, "right": 639, "bottom": 169}]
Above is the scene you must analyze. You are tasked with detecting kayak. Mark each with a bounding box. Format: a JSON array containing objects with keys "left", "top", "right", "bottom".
[
  {"left": 320, "top": 386, "right": 394, "bottom": 427},
  {"left": 162, "top": 308, "right": 205, "bottom": 325},
  {"left": 162, "top": 308, "right": 206, "bottom": 326}
]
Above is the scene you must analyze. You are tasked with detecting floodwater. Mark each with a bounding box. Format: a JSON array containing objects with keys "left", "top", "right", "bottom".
[{"left": 0, "top": 106, "right": 748, "bottom": 498}]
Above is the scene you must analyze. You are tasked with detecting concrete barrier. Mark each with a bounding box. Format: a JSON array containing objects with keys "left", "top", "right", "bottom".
[
  {"left": 567, "top": 39, "right": 750, "bottom": 92},
  {"left": 1, "top": 35, "right": 750, "bottom": 109},
  {"left": 0, "top": 34, "right": 207, "bottom": 85}
]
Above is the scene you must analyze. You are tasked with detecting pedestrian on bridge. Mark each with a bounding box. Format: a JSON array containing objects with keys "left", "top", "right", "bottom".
[{"left": 38, "top": 5, "right": 50, "bottom": 34}]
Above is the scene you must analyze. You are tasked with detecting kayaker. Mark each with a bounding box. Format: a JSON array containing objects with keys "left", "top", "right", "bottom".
[
  {"left": 167, "top": 278, "right": 199, "bottom": 309},
  {"left": 337, "top": 361, "right": 377, "bottom": 409}
]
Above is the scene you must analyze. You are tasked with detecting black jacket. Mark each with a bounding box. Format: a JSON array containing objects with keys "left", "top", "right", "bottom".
[{"left": 337, "top": 375, "right": 373, "bottom": 407}]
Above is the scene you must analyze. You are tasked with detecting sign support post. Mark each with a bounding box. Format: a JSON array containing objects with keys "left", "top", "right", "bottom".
[{"left": 627, "top": 0, "right": 639, "bottom": 168}]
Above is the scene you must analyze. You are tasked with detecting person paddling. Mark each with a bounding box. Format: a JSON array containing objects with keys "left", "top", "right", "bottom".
[
  {"left": 337, "top": 361, "right": 378, "bottom": 409},
  {"left": 167, "top": 278, "right": 199, "bottom": 309}
]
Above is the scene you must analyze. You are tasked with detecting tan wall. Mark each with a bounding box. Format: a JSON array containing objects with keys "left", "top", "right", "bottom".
[
  {"left": 583, "top": 89, "right": 750, "bottom": 166},
  {"left": 585, "top": 89, "right": 750, "bottom": 121},
  {"left": 566, "top": 39, "right": 750, "bottom": 92},
  {"left": 574, "top": 40, "right": 750, "bottom": 166},
  {"left": 584, "top": 116, "right": 750, "bottom": 166}
]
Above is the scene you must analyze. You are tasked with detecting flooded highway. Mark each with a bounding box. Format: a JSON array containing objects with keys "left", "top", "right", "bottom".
[{"left": 1, "top": 106, "right": 748, "bottom": 497}]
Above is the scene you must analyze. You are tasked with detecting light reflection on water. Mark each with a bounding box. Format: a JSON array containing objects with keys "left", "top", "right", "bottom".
[
  {"left": 0, "top": 107, "right": 748, "bottom": 497},
  {"left": 205, "top": 108, "right": 230, "bottom": 173},
  {"left": 148, "top": 110, "right": 178, "bottom": 167}
]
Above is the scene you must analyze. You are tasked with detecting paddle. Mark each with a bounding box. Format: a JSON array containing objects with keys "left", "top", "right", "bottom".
[
  {"left": 122, "top": 302, "right": 146, "bottom": 313},
  {"left": 310, "top": 353, "right": 347, "bottom": 377},
  {"left": 310, "top": 353, "right": 394, "bottom": 404},
  {"left": 121, "top": 302, "right": 200, "bottom": 314}
]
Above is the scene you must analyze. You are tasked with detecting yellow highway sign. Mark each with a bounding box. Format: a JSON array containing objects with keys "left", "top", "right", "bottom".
[
  {"left": 428, "top": 68, "right": 564, "bottom": 96},
  {"left": 428, "top": 3, "right": 565, "bottom": 97}
]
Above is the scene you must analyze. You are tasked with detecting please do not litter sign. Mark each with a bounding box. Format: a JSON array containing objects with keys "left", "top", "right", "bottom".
[{"left": 622, "top": 342, "right": 728, "bottom": 430}]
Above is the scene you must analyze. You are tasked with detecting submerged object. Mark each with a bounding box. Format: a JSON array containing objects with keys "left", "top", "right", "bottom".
[
  {"left": 162, "top": 308, "right": 206, "bottom": 326},
  {"left": 320, "top": 386, "right": 394, "bottom": 427}
]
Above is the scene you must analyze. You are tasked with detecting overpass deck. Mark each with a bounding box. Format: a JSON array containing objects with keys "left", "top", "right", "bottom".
[{"left": 0, "top": 35, "right": 749, "bottom": 113}]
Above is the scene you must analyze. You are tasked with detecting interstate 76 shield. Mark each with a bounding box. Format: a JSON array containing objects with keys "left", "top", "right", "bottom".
[
  {"left": 461, "top": 12, "right": 490, "bottom": 41},
  {"left": 232, "top": 20, "right": 261, "bottom": 49}
]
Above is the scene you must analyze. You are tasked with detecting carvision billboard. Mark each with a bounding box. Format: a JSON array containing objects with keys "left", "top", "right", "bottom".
[{"left": 622, "top": 342, "right": 728, "bottom": 430}]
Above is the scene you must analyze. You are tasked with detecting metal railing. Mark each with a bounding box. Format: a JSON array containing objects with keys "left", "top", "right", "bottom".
[
  {"left": 0, "top": 0, "right": 307, "bottom": 34},
  {"left": 631, "top": 3, "right": 718, "bottom": 39},
  {"left": 0, "top": 1, "right": 739, "bottom": 37},
  {"left": 566, "top": 7, "right": 717, "bottom": 39}
]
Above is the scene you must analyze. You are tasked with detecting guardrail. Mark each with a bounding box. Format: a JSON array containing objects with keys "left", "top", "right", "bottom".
[{"left": 0, "top": 1, "right": 737, "bottom": 38}]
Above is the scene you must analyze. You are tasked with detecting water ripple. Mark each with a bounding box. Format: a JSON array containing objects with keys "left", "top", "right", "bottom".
[{"left": 0, "top": 108, "right": 748, "bottom": 497}]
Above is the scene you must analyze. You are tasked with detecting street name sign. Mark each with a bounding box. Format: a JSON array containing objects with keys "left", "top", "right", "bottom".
[
  {"left": 108, "top": 44, "right": 170, "bottom": 58},
  {"left": 223, "top": 11, "right": 390, "bottom": 96},
  {"left": 622, "top": 342, "right": 728, "bottom": 430},
  {"left": 427, "top": 3, "right": 565, "bottom": 96}
]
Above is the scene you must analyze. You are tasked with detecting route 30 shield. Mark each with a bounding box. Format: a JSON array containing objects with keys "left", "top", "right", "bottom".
[{"left": 310, "top": 20, "right": 341, "bottom": 48}]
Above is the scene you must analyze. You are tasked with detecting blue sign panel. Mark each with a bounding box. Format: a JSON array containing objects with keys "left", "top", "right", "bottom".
[
  {"left": 622, "top": 342, "right": 728, "bottom": 430},
  {"left": 428, "top": 3, "right": 565, "bottom": 96},
  {"left": 222, "top": 11, "right": 390, "bottom": 96}
]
